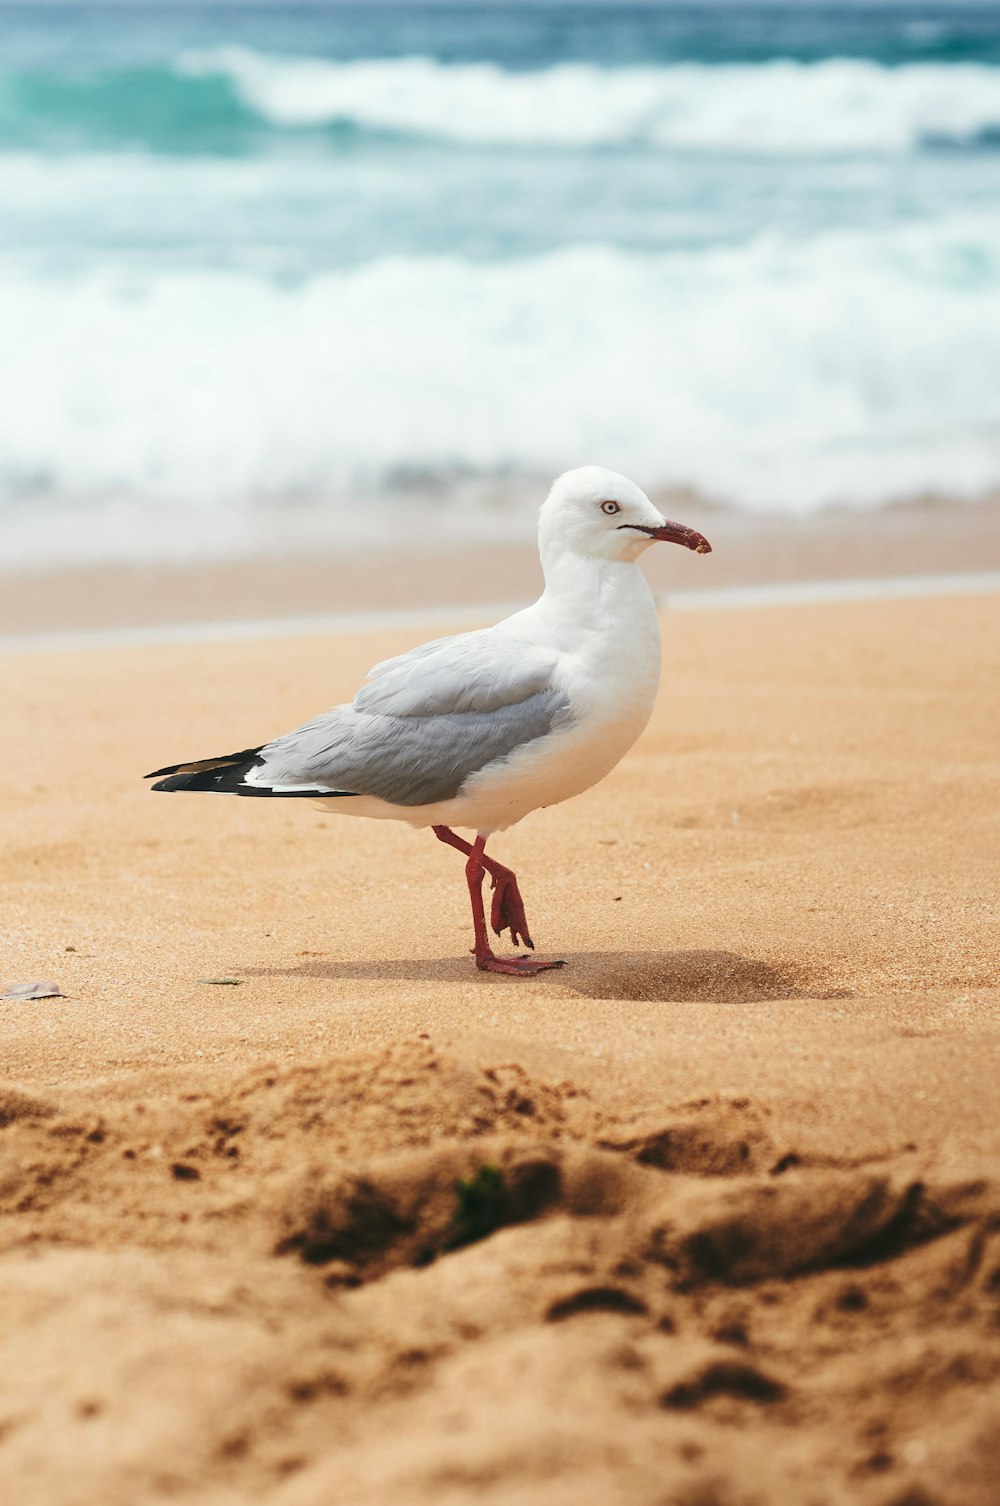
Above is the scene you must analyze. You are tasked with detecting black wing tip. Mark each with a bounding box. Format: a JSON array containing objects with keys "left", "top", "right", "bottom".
[
  {"left": 150, "top": 768, "right": 239, "bottom": 793},
  {"left": 145, "top": 744, "right": 363, "bottom": 799},
  {"left": 152, "top": 775, "right": 360, "bottom": 798},
  {"left": 144, "top": 746, "right": 265, "bottom": 784}
]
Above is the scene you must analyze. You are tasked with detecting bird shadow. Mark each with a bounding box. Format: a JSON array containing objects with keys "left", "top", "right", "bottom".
[{"left": 243, "top": 948, "right": 822, "bottom": 1004}]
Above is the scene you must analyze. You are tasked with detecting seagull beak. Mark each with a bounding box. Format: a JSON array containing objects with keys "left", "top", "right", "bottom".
[{"left": 626, "top": 521, "right": 712, "bottom": 554}]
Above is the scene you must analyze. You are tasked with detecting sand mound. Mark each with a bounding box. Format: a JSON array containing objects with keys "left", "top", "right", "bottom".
[{"left": 1, "top": 1037, "right": 998, "bottom": 1506}]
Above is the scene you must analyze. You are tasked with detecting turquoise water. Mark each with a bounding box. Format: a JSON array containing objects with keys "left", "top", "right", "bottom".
[{"left": 2, "top": 2, "right": 999, "bottom": 561}]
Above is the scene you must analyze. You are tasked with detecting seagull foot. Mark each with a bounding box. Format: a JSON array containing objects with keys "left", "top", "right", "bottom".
[
  {"left": 475, "top": 952, "right": 565, "bottom": 976},
  {"left": 489, "top": 872, "right": 534, "bottom": 949}
]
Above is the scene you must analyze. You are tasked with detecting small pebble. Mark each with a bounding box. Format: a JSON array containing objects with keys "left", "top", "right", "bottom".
[{"left": 1, "top": 981, "right": 65, "bottom": 1000}]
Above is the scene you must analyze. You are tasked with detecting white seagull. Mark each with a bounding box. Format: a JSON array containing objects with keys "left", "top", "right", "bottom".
[{"left": 147, "top": 466, "right": 711, "bottom": 974}]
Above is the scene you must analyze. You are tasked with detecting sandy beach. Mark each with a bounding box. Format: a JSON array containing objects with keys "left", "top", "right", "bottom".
[
  {"left": 2, "top": 588, "right": 999, "bottom": 1505},
  {"left": 6, "top": 0, "right": 1000, "bottom": 1493}
]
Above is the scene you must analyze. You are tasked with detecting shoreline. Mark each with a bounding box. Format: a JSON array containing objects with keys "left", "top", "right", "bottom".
[
  {"left": 3, "top": 569, "right": 999, "bottom": 655},
  {"left": 2, "top": 493, "right": 999, "bottom": 641}
]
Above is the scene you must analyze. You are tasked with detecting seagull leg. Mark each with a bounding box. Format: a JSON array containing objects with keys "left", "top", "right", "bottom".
[
  {"left": 465, "top": 837, "right": 565, "bottom": 976},
  {"left": 485, "top": 863, "right": 533, "bottom": 950},
  {"left": 432, "top": 825, "right": 533, "bottom": 947},
  {"left": 432, "top": 826, "right": 564, "bottom": 974}
]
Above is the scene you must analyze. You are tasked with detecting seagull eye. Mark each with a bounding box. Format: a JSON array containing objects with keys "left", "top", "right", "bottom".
[{"left": 601, "top": 500, "right": 621, "bottom": 515}]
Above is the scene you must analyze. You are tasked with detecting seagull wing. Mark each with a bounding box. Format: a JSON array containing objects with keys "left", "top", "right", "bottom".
[{"left": 248, "top": 626, "right": 571, "bottom": 807}]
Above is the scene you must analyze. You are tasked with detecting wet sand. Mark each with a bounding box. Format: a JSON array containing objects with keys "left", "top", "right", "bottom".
[
  {"left": 3, "top": 494, "right": 999, "bottom": 639},
  {"left": 1, "top": 591, "right": 999, "bottom": 1505}
]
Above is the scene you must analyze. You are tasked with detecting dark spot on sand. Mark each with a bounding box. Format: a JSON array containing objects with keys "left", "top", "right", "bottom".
[
  {"left": 546, "top": 1287, "right": 649, "bottom": 1322},
  {"left": 712, "top": 1321, "right": 749, "bottom": 1347},
  {"left": 661, "top": 1361, "right": 787, "bottom": 1410}
]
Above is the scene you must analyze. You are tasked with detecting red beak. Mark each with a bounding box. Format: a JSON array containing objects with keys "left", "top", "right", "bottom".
[{"left": 627, "top": 521, "right": 712, "bottom": 554}]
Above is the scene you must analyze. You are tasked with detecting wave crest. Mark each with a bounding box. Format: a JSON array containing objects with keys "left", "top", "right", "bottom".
[
  {"left": 2, "top": 224, "right": 999, "bottom": 552},
  {"left": 179, "top": 49, "right": 1000, "bottom": 154}
]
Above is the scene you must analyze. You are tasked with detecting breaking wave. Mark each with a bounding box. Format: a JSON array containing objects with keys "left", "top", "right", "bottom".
[
  {"left": 179, "top": 51, "right": 1000, "bottom": 154},
  {"left": 3, "top": 219, "right": 999, "bottom": 561},
  {"left": 3, "top": 52, "right": 1000, "bottom": 156}
]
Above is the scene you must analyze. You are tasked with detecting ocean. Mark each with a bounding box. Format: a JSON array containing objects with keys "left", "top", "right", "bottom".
[{"left": 2, "top": 0, "right": 999, "bottom": 564}]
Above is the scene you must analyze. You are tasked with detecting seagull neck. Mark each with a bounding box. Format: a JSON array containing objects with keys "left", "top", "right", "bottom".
[{"left": 537, "top": 545, "right": 650, "bottom": 631}]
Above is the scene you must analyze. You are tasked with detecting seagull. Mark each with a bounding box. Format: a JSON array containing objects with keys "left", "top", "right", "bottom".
[{"left": 147, "top": 467, "right": 711, "bottom": 974}]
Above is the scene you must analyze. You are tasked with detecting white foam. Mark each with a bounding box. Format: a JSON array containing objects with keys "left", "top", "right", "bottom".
[
  {"left": 179, "top": 50, "right": 1000, "bottom": 154},
  {"left": 3, "top": 217, "right": 1000, "bottom": 564}
]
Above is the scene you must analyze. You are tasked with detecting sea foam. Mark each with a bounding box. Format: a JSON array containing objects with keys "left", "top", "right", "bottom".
[
  {"left": 3, "top": 220, "right": 999, "bottom": 562},
  {"left": 179, "top": 50, "right": 1000, "bottom": 154}
]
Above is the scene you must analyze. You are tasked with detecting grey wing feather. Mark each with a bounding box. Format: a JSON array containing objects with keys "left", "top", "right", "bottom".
[
  {"left": 355, "top": 627, "right": 556, "bottom": 717},
  {"left": 254, "top": 627, "right": 571, "bottom": 807}
]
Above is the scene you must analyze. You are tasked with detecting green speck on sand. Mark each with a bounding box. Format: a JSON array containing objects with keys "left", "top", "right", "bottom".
[
  {"left": 448, "top": 1164, "right": 509, "bottom": 1250},
  {"left": 199, "top": 978, "right": 241, "bottom": 986}
]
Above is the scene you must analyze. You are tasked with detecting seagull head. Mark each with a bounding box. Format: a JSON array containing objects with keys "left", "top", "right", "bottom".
[{"left": 539, "top": 465, "right": 712, "bottom": 564}]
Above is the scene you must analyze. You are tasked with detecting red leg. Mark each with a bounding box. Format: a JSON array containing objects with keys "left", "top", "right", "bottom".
[
  {"left": 432, "top": 825, "right": 533, "bottom": 947},
  {"left": 486, "top": 863, "right": 533, "bottom": 950},
  {"left": 433, "top": 827, "right": 564, "bottom": 975}
]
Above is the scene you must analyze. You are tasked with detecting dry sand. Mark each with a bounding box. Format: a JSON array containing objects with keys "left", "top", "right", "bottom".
[{"left": 1, "top": 592, "right": 999, "bottom": 1506}]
